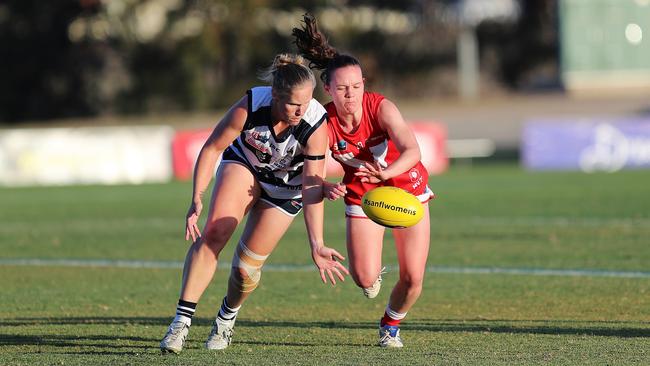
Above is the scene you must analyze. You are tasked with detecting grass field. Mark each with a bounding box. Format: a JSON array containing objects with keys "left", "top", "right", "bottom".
[{"left": 1, "top": 163, "right": 648, "bottom": 365}]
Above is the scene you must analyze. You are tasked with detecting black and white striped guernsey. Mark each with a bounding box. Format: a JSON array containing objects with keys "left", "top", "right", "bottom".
[{"left": 222, "top": 86, "right": 327, "bottom": 200}]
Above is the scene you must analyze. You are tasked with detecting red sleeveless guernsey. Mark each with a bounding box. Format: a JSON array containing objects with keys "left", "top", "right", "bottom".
[{"left": 326, "top": 91, "right": 429, "bottom": 206}]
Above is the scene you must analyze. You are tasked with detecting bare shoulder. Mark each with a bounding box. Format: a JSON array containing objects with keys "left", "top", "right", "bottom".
[
  {"left": 378, "top": 97, "right": 398, "bottom": 111},
  {"left": 377, "top": 98, "right": 406, "bottom": 127},
  {"left": 212, "top": 94, "right": 248, "bottom": 135}
]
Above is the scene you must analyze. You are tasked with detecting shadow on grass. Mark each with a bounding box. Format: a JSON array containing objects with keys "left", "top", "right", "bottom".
[
  {"left": 408, "top": 319, "right": 650, "bottom": 338},
  {"left": 0, "top": 333, "right": 153, "bottom": 349},
  {"left": 1, "top": 317, "right": 648, "bottom": 352}
]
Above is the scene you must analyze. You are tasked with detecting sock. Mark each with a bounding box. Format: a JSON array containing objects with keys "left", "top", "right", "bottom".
[
  {"left": 217, "top": 296, "right": 241, "bottom": 322},
  {"left": 380, "top": 305, "right": 407, "bottom": 327},
  {"left": 174, "top": 299, "right": 197, "bottom": 326}
]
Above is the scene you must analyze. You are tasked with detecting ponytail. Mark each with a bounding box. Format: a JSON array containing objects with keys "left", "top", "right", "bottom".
[
  {"left": 258, "top": 53, "right": 316, "bottom": 96},
  {"left": 292, "top": 13, "right": 361, "bottom": 85}
]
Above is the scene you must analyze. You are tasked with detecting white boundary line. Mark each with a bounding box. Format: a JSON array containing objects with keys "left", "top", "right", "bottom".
[{"left": 1, "top": 258, "right": 649, "bottom": 279}]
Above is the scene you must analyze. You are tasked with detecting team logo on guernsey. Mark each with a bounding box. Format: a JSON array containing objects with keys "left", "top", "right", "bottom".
[
  {"left": 255, "top": 132, "right": 269, "bottom": 143},
  {"left": 409, "top": 167, "right": 424, "bottom": 190},
  {"left": 246, "top": 131, "right": 271, "bottom": 155},
  {"left": 337, "top": 140, "right": 347, "bottom": 150},
  {"left": 409, "top": 168, "right": 421, "bottom": 182},
  {"left": 356, "top": 141, "right": 364, "bottom": 149}
]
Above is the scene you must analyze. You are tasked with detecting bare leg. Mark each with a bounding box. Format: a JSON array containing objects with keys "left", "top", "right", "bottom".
[
  {"left": 346, "top": 217, "right": 386, "bottom": 288},
  {"left": 204, "top": 202, "right": 296, "bottom": 351},
  {"left": 388, "top": 204, "right": 431, "bottom": 313},
  {"left": 225, "top": 202, "right": 295, "bottom": 308},
  {"left": 179, "top": 163, "right": 259, "bottom": 303}
]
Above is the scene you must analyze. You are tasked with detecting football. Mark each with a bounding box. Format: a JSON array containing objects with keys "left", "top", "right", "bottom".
[{"left": 361, "top": 186, "right": 424, "bottom": 228}]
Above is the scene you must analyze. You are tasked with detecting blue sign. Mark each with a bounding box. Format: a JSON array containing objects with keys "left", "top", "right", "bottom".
[{"left": 522, "top": 119, "right": 650, "bottom": 172}]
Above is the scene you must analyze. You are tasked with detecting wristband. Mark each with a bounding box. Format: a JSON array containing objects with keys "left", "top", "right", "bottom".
[{"left": 304, "top": 154, "right": 325, "bottom": 160}]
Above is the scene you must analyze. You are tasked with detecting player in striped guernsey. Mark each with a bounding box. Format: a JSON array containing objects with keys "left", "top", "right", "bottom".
[
  {"left": 160, "top": 53, "right": 349, "bottom": 354},
  {"left": 222, "top": 85, "right": 329, "bottom": 206}
]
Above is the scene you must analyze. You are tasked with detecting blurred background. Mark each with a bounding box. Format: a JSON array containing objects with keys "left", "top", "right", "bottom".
[{"left": 1, "top": 0, "right": 649, "bottom": 186}]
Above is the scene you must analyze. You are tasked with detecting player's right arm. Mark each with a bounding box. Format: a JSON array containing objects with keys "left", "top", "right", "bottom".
[
  {"left": 355, "top": 98, "right": 421, "bottom": 183},
  {"left": 185, "top": 95, "right": 249, "bottom": 242}
]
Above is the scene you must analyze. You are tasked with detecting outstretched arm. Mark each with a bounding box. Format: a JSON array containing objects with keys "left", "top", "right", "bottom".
[
  {"left": 302, "top": 122, "right": 350, "bottom": 284},
  {"left": 185, "top": 96, "right": 248, "bottom": 242}
]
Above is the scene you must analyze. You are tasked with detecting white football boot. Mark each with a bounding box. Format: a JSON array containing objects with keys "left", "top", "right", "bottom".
[
  {"left": 160, "top": 320, "right": 190, "bottom": 354},
  {"left": 378, "top": 325, "right": 404, "bottom": 348},
  {"left": 362, "top": 267, "right": 386, "bottom": 299},
  {"left": 205, "top": 316, "right": 236, "bottom": 350}
]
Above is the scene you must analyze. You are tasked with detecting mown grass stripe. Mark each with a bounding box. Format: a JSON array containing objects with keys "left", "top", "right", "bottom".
[
  {"left": 1, "top": 216, "right": 648, "bottom": 230},
  {"left": 1, "top": 258, "right": 649, "bottom": 278}
]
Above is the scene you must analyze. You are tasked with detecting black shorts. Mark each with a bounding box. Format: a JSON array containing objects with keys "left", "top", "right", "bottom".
[
  {"left": 258, "top": 190, "right": 303, "bottom": 216},
  {"left": 221, "top": 148, "right": 303, "bottom": 216}
]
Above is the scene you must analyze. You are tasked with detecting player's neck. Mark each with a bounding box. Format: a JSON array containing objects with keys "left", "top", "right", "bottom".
[
  {"left": 272, "top": 120, "right": 291, "bottom": 138},
  {"left": 337, "top": 109, "right": 363, "bottom": 133}
]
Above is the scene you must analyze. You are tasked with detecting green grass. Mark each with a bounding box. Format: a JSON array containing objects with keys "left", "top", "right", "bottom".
[{"left": 1, "top": 163, "right": 649, "bottom": 365}]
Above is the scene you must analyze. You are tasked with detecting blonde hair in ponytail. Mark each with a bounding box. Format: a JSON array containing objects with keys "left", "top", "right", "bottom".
[{"left": 259, "top": 53, "right": 316, "bottom": 97}]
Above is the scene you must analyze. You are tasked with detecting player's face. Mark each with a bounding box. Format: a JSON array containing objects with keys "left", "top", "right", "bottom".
[
  {"left": 273, "top": 82, "right": 314, "bottom": 125},
  {"left": 325, "top": 65, "right": 364, "bottom": 116}
]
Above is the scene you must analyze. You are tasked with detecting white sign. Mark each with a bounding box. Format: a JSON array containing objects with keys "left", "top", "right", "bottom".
[{"left": 0, "top": 126, "right": 174, "bottom": 186}]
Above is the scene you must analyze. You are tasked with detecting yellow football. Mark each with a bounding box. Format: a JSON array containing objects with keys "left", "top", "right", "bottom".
[{"left": 361, "top": 186, "right": 424, "bottom": 228}]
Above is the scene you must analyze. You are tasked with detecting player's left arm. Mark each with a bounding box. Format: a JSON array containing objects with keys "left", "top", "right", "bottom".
[
  {"left": 322, "top": 136, "right": 347, "bottom": 201},
  {"left": 302, "top": 121, "right": 349, "bottom": 284},
  {"left": 356, "top": 99, "right": 421, "bottom": 182}
]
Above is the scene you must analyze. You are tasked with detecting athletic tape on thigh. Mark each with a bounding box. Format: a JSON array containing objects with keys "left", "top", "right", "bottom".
[{"left": 229, "top": 240, "right": 268, "bottom": 292}]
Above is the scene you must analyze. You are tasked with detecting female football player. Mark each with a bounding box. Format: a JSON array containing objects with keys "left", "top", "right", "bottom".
[
  {"left": 293, "top": 14, "right": 434, "bottom": 348},
  {"left": 160, "top": 53, "right": 349, "bottom": 354}
]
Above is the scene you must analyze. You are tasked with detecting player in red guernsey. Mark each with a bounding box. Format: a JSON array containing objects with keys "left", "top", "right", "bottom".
[
  {"left": 325, "top": 92, "right": 432, "bottom": 213},
  {"left": 294, "top": 14, "right": 434, "bottom": 348}
]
